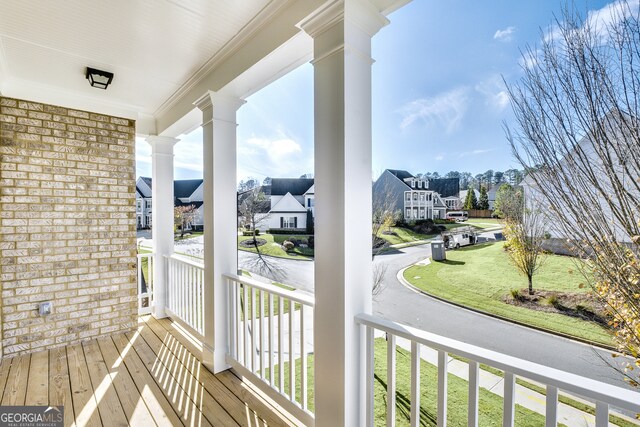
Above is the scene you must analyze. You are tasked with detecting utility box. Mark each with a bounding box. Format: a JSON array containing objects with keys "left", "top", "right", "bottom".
[{"left": 431, "top": 240, "right": 446, "bottom": 261}]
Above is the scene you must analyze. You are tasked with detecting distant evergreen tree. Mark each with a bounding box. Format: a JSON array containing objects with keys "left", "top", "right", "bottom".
[
  {"left": 306, "top": 209, "right": 314, "bottom": 234},
  {"left": 478, "top": 186, "right": 489, "bottom": 210},
  {"left": 463, "top": 187, "right": 478, "bottom": 210}
]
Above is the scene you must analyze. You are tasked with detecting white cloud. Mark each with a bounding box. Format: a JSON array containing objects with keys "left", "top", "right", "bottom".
[
  {"left": 237, "top": 134, "right": 312, "bottom": 181},
  {"left": 493, "top": 26, "right": 516, "bottom": 41},
  {"left": 399, "top": 87, "right": 469, "bottom": 133},
  {"left": 474, "top": 75, "right": 510, "bottom": 111},
  {"left": 586, "top": 0, "right": 640, "bottom": 36},
  {"left": 246, "top": 137, "right": 302, "bottom": 159},
  {"left": 459, "top": 148, "right": 494, "bottom": 158},
  {"left": 435, "top": 154, "right": 444, "bottom": 161},
  {"left": 543, "top": 0, "right": 640, "bottom": 45}
]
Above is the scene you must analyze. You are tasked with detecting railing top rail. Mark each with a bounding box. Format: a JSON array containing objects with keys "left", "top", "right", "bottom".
[
  {"left": 356, "top": 312, "right": 640, "bottom": 412},
  {"left": 137, "top": 252, "right": 155, "bottom": 258},
  {"left": 223, "top": 273, "right": 315, "bottom": 307},
  {"left": 165, "top": 254, "right": 204, "bottom": 269}
]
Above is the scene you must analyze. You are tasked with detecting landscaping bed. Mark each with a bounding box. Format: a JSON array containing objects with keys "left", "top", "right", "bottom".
[
  {"left": 237, "top": 233, "right": 314, "bottom": 260},
  {"left": 505, "top": 289, "right": 609, "bottom": 327}
]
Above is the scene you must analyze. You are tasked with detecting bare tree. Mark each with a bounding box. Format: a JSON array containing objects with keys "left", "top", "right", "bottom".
[
  {"left": 238, "top": 187, "right": 269, "bottom": 244},
  {"left": 237, "top": 187, "right": 286, "bottom": 283},
  {"left": 174, "top": 205, "right": 197, "bottom": 238},
  {"left": 506, "top": 1, "right": 640, "bottom": 384}
]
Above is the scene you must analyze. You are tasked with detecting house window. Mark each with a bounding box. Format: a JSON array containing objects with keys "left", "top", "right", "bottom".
[
  {"left": 146, "top": 215, "right": 152, "bottom": 227},
  {"left": 413, "top": 192, "right": 417, "bottom": 200},
  {"left": 420, "top": 193, "right": 425, "bottom": 201},
  {"left": 137, "top": 200, "right": 142, "bottom": 212},
  {"left": 419, "top": 208, "right": 425, "bottom": 218},
  {"left": 405, "top": 208, "right": 410, "bottom": 218},
  {"left": 146, "top": 200, "right": 152, "bottom": 209},
  {"left": 137, "top": 216, "right": 142, "bottom": 228},
  {"left": 307, "top": 198, "right": 314, "bottom": 208},
  {"left": 427, "top": 193, "right": 432, "bottom": 201},
  {"left": 282, "top": 217, "right": 297, "bottom": 228},
  {"left": 405, "top": 192, "right": 410, "bottom": 201},
  {"left": 410, "top": 179, "right": 415, "bottom": 188},
  {"left": 413, "top": 208, "right": 418, "bottom": 218},
  {"left": 417, "top": 181, "right": 422, "bottom": 189}
]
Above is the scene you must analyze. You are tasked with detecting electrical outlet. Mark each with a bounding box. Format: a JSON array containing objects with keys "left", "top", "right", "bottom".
[{"left": 39, "top": 301, "right": 53, "bottom": 316}]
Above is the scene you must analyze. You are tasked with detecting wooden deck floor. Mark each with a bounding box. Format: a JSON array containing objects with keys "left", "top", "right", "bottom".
[{"left": 0, "top": 316, "right": 300, "bottom": 426}]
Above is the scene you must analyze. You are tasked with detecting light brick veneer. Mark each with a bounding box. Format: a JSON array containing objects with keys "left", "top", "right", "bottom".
[{"left": 0, "top": 97, "right": 137, "bottom": 357}]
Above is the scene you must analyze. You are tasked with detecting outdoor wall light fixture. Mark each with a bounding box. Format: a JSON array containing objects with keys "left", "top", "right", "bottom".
[{"left": 86, "top": 67, "right": 114, "bottom": 89}]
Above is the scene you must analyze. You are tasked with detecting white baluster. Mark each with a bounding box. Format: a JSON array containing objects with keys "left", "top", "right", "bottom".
[{"left": 438, "top": 351, "right": 448, "bottom": 427}]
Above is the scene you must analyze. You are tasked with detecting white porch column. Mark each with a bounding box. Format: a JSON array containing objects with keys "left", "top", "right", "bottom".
[
  {"left": 195, "top": 91, "right": 245, "bottom": 373},
  {"left": 146, "top": 136, "right": 179, "bottom": 319},
  {"left": 301, "top": 1, "right": 388, "bottom": 426}
]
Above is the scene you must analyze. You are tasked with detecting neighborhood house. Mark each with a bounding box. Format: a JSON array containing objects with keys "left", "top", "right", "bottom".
[
  {"left": 136, "top": 176, "right": 204, "bottom": 230},
  {"left": 373, "top": 169, "right": 460, "bottom": 220}
]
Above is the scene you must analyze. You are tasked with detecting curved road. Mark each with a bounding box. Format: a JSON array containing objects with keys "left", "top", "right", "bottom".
[{"left": 239, "top": 235, "right": 633, "bottom": 391}]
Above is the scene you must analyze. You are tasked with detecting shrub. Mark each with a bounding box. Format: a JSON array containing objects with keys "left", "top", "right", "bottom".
[
  {"left": 307, "top": 236, "right": 314, "bottom": 249},
  {"left": 510, "top": 288, "right": 523, "bottom": 301},
  {"left": 546, "top": 293, "right": 560, "bottom": 307},
  {"left": 282, "top": 240, "right": 295, "bottom": 252}
]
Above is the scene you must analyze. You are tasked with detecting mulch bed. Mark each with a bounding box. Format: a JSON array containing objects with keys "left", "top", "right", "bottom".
[
  {"left": 239, "top": 238, "right": 267, "bottom": 248},
  {"left": 503, "top": 289, "right": 610, "bottom": 327}
]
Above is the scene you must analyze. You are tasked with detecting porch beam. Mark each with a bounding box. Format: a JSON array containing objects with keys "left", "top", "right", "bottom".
[
  {"left": 195, "top": 91, "right": 245, "bottom": 373},
  {"left": 146, "top": 136, "right": 179, "bottom": 319},
  {"left": 300, "top": 1, "right": 388, "bottom": 426}
]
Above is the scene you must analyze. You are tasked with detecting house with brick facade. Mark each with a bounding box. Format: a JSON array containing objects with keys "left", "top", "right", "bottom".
[{"left": 0, "top": 2, "right": 635, "bottom": 426}]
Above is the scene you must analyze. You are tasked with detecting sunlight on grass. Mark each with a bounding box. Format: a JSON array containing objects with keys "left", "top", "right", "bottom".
[{"left": 404, "top": 242, "right": 613, "bottom": 346}]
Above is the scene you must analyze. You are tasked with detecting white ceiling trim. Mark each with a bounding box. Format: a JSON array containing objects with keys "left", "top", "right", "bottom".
[{"left": 153, "top": 0, "right": 291, "bottom": 119}]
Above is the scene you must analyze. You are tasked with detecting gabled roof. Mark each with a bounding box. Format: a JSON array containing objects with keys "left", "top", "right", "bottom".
[
  {"left": 305, "top": 184, "right": 315, "bottom": 195},
  {"left": 433, "top": 194, "right": 446, "bottom": 208},
  {"left": 270, "top": 192, "right": 307, "bottom": 213},
  {"left": 141, "top": 177, "right": 152, "bottom": 189},
  {"left": 271, "top": 178, "right": 314, "bottom": 196},
  {"left": 428, "top": 178, "right": 459, "bottom": 198},
  {"left": 385, "top": 169, "right": 414, "bottom": 182},
  {"left": 174, "top": 179, "right": 203, "bottom": 199},
  {"left": 175, "top": 200, "right": 203, "bottom": 209}
]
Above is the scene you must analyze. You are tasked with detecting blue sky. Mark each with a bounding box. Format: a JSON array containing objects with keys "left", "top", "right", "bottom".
[{"left": 136, "top": 0, "right": 615, "bottom": 182}]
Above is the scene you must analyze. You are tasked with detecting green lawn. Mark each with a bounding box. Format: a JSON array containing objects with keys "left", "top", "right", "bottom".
[
  {"left": 269, "top": 338, "right": 551, "bottom": 426},
  {"left": 377, "top": 227, "right": 434, "bottom": 245},
  {"left": 404, "top": 242, "right": 613, "bottom": 346},
  {"left": 238, "top": 233, "right": 314, "bottom": 260},
  {"left": 464, "top": 218, "right": 502, "bottom": 229},
  {"left": 174, "top": 231, "right": 203, "bottom": 241}
]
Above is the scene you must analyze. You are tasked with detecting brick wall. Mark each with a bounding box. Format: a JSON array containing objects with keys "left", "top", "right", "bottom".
[{"left": 0, "top": 97, "right": 137, "bottom": 357}]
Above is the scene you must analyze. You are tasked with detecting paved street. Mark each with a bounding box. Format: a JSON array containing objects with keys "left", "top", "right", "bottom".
[
  {"left": 238, "top": 231, "right": 632, "bottom": 392},
  {"left": 146, "top": 230, "right": 633, "bottom": 391}
]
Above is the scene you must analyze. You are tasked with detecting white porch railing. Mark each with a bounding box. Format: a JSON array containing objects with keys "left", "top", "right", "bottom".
[
  {"left": 165, "top": 255, "right": 205, "bottom": 338},
  {"left": 356, "top": 313, "right": 640, "bottom": 427},
  {"left": 137, "top": 252, "right": 154, "bottom": 315},
  {"left": 223, "top": 273, "right": 315, "bottom": 426}
]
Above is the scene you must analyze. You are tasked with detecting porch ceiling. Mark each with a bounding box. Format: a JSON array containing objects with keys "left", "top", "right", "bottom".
[
  {"left": 0, "top": 0, "right": 410, "bottom": 136},
  {"left": 0, "top": 0, "right": 291, "bottom": 130}
]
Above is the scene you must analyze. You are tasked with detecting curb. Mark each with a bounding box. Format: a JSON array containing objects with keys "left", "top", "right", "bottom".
[{"left": 396, "top": 265, "right": 618, "bottom": 353}]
